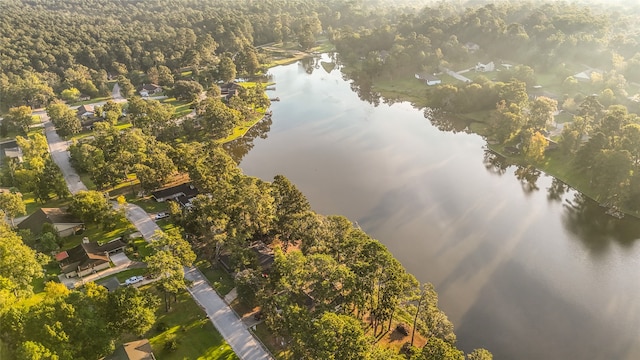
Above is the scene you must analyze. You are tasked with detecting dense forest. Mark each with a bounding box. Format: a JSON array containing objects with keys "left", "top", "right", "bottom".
[{"left": 3, "top": 0, "right": 640, "bottom": 358}]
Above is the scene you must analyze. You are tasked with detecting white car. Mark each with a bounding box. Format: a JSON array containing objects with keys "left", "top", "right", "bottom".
[
  {"left": 125, "top": 275, "right": 144, "bottom": 285},
  {"left": 154, "top": 212, "right": 170, "bottom": 220}
]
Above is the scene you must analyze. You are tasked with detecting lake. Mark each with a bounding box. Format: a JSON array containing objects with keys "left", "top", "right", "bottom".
[{"left": 231, "top": 55, "right": 640, "bottom": 359}]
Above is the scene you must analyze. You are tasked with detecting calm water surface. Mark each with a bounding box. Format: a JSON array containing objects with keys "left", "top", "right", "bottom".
[{"left": 233, "top": 55, "right": 640, "bottom": 359}]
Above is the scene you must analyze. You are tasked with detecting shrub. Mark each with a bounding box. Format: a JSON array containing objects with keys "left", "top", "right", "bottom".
[
  {"left": 396, "top": 323, "right": 410, "bottom": 337},
  {"left": 156, "top": 322, "right": 168, "bottom": 332}
]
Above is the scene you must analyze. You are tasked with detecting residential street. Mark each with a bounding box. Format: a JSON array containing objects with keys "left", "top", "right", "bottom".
[
  {"left": 122, "top": 202, "right": 275, "bottom": 360},
  {"left": 36, "top": 87, "right": 274, "bottom": 360},
  {"left": 185, "top": 267, "right": 274, "bottom": 360},
  {"left": 122, "top": 203, "right": 161, "bottom": 241},
  {"left": 37, "top": 110, "right": 88, "bottom": 194}
]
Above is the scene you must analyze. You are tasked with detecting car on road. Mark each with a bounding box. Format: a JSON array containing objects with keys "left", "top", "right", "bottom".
[
  {"left": 125, "top": 275, "right": 144, "bottom": 285},
  {"left": 154, "top": 212, "right": 169, "bottom": 220}
]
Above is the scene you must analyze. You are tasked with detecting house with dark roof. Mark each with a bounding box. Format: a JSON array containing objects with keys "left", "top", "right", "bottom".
[
  {"left": 17, "top": 208, "right": 84, "bottom": 237},
  {"left": 415, "top": 72, "right": 442, "bottom": 86},
  {"left": 76, "top": 104, "right": 95, "bottom": 118},
  {"left": 151, "top": 182, "right": 199, "bottom": 205},
  {"left": 55, "top": 238, "right": 126, "bottom": 278},
  {"left": 139, "top": 84, "right": 162, "bottom": 97},
  {"left": 219, "top": 241, "right": 275, "bottom": 273},
  {"left": 220, "top": 82, "right": 240, "bottom": 95},
  {"left": 104, "top": 339, "right": 156, "bottom": 360}
]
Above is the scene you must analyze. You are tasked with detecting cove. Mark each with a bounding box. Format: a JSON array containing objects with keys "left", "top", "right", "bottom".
[{"left": 230, "top": 54, "right": 640, "bottom": 360}]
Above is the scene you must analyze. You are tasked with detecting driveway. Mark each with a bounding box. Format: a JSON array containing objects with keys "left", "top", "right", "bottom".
[
  {"left": 122, "top": 203, "right": 275, "bottom": 359},
  {"left": 122, "top": 203, "right": 161, "bottom": 241},
  {"left": 37, "top": 110, "right": 88, "bottom": 194},
  {"left": 110, "top": 252, "right": 131, "bottom": 266},
  {"left": 185, "top": 267, "right": 274, "bottom": 360},
  {"left": 443, "top": 68, "right": 472, "bottom": 83}
]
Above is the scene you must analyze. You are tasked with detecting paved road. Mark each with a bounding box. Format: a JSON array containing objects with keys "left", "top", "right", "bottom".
[
  {"left": 443, "top": 68, "right": 472, "bottom": 83},
  {"left": 121, "top": 203, "right": 161, "bottom": 241},
  {"left": 37, "top": 110, "right": 88, "bottom": 194},
  {"left": 185, "top": 267, "right": 274, "bottom": 360},
  {"left": 122, "top": 202, "right": 274, "bottom": 360}
]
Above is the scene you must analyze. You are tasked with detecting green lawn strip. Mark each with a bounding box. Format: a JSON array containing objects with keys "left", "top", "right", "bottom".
[
  {"left": 96, "top": 268, "right": 148, "bottom": 285},
  {"left": 128, "top": 196, "right": 168, "bottom": 214},
  {"left": 146, "top": 287, "right": 238, "bottom": 360},
  {"left": 161, "top": 97, "right": 193, "bottom": 118},
  {"left": 372, "top": 77, "right": 427, "bottom": 107},
  {"left": 32, "top": 261, "right": 63, "bottom": 292},
  {"left": 253, "top": 322, "right": 290, "bottom": 360},
  {"left": 156, "top": 219, "right": 178, "bottom": 232},
  {"left": 23, "top": 194, "right": 69, "bottom": 216},
  {"left": 78, "top": 172, "right": 97, "bottom": 190},
  {"left": 0, "top": 339, "right": 9, "bottom": 359},
  {"left": 69, "top": 96, "right": 112, "bottom": 107},
  {"left": 196, "top": 260, "right": 235, "bottom": 296},
  {"left": 219, "top": 112, "right": 266, "bottom": 144},
  {"left": 125, "top": 237, "right": 154, "bottom": 261},
  {"left": 61, "top": 217, "right": 136, "bottom": 251},
  {"left": 312, "top": 40, "right": 336, "bottom": 53}
]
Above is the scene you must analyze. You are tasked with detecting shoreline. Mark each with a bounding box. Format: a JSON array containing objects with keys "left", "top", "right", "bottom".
[{"left": 487, "top": 142, "right": 640, "bottom": 219}]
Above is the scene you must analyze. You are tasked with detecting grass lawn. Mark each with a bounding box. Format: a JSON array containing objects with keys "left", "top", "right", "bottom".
[
  {"left": 126, "top": 237, "right": 154, "bottom": 261},
  {"left": 372, "top": 77, "right": 427, "bottom": 107},
  {"left": 253, "top": 323, "right": 290, "bottom": 360},
  {"left": 161, "top": 97, "right": 193, "bottom": 118},
  {"left": 98, "top": 267, "right": 148, "bottom": 284},
  {"left": 219, "top": 112, "right": 266, "bottom": 144},
  {"left": 69, "top": 96, "right": 112, "bottom": 107},
  {"left": 145, "top": 286, "right": 238, "bottom": 360},
  {"left": 32, "top": 261, "right": 63, "bottom": 293},
  {"left": 197, "top": 260, "right": 235, "bottom": 296},
  {"left": 78, "top": 172, "right": 97, "bottom": 190},
  {"left": 61, "top": 216, "right": 136, "bottom": 250},
  {"left": 23, "top": 194, "right": 70, "bottom": 216},
  {"left": 0, "top": 339, "right": 9, "bottom": 360},
  {"left": 156, "top": 218, "right": 178, "bottom": 232},
  {"left": 128, "top": 196, "right": 169, "bottom": 213}
]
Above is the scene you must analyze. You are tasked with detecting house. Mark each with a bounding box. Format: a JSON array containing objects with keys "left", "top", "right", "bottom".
[
  {"left": 219, "top": 241, "right": 275, "bottom": 272},
  {"left": 104, "top": 339, "right": 156, "bottom": 360},
  {"left": 475, "top": 62, "right": 495, "bottom": 72},
  {"left": 151, "top": 182, "right": 199, "bottom": 204},
  {"left": 220, "top": 82, "right": 240, "bottom": 95},
  {"left": 17, "top": 208, "right": 84, "bottom": 237},
  {"left": 76, "top": 104, "right": 95, "bottom": 118},
  {"left": 376, "top": 50, "right": 390, "bottom": 62},
  {"left": 464, "top": 42, "right": 480, "bottom": 53},
  {"left": 139, "top": 84, "right": 162, "bottom": 97},
  {"left": 3, "top": 146, "right": 23, "bottom": 163},
  {"left": 573, "top": 69, "right": 602, "bottom": 82},
  {"left": 55, "top": 238, "right": 126, "bottom": 278},
  {"left": 415, "top": 72, "right": 442, "bottom": 86},
  {"left": 80, "top": 117, "right": 106, "bottom": 131}
]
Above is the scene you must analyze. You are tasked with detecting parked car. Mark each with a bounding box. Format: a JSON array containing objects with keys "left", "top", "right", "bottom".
[
  {"left": 154, "top": 212, "right": 169, "bottom": 220},
  {"left": 125, "top": 275, "right": 144, "bottom": 285}
]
